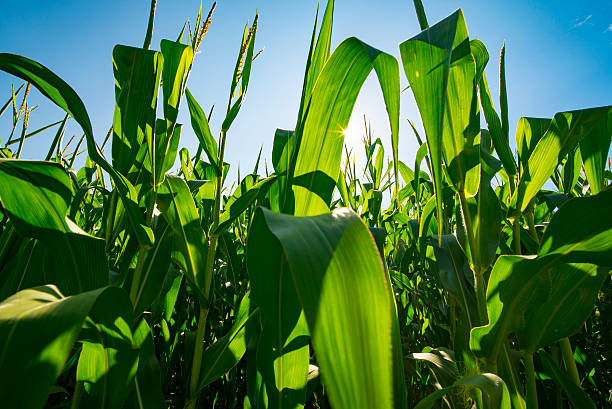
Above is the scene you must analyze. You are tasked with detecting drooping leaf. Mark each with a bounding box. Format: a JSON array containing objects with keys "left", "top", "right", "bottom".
[
  {"left": 0, "top": 285, "right": 131, "bottom": 409},
  {"left": 198, "top": 292, "right": 260, "bottom": 390},
  {"left": 76, "top": 287, "right": 138, "bottom": 409},
  {"left": 248, "top": 207, "right": 395, "bottom": 409},
  {"left": 414, "top": 373, "right": 511, "bottom": 409},
  {"left": 215, "top": 174, "right": 276, "bottom": 234},
  {"left": 157, "top": 175, "right": 209, "bottom": 304},
  {"left": 0, "top": 160, "right": 108, "bottom": 294},
  {"left": 186, "top": 88, "right": 218, "bottom": 172},
  {"left": 292, "top": 37, "right": 400, "bottom": 216},
  {"left": 400, "top": 9, "right": 480, "bottom": 241},
  {"left": 0, "top": 52, "right": 153, "bottom": 247},
  {"left": 513, "top": 106, "right": 611, "bottom": 212}
]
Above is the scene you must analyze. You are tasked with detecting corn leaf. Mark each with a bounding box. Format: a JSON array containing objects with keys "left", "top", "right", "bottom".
[
  {"left": 198, "top": 292, "right": 260, "bottom": 390},
  {"left": 292, "top": 37, "right": 400, "bottom": 216},
  {"left": 0, "top": 52, "right": 153, "bottom": 247},
  {"left": 0, "top": 285, "right": 131, "bottom": 409},
  {"left": 513, "top": 106, "right": 611, "bottom": 212},
  {"left": 157, "top": 175, "right": 209, "bottom": 304},
  {"left": 579, "top": 110, "right": 611, "bottom": 194},
  {"left": 248, "top": 207, "right": 395, "bottom": 409},
  {"left": 400, "top": 9, "right": 480, "bottom": 241},
  {"left": 414, "top": 373, "right": 510, "bottom": 409},
  {"left": 75, "top": 287, "right": 138, "bottom": 408},
  {"left": 112, "top": 45, "right": 162, "bottom": 182},
  {"left": 0, "top": 160, "right": 108, "bottom": 294},
  {"left": 471, "top": 190, "right": 612, "bottom": 362}
]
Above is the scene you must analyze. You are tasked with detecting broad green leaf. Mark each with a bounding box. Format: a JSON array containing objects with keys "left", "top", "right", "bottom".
[
  {"left": 248, "top": 207, "right": 395, "bottom": 409},
  {"left": 158, "top": 39, "right": 192, "bottom": 184},
  {"left": 414, "top": 373, "right": 511, "bottom": 409},
  {"left": 409, "top": 347, "right": 459, "bottom": 388},
  {"left": 249, "top": 222, "right": 310, "bottom": 409},
  {"left": 112, "top": 45, "right": 163, "bottom": 181},
  {"left": 513, "top": 106, "right": 611, "bottom": 212},
  {"left": 471, "top": 191, "right": 612, "bottom": 362},
  {"left": 0, "top": 52, "right": 153, "bottom": 247},
  {"left": 131, "top": 220, "right": 173, "bottom": 316},
  {"left": 432, "top": 235, "right": 479, "bottom": 328},
  {"left": 538, "top": 186, "right": 612, "bottom": 266},
  {"left": 160, "top": 40, "right": 193, "bottom": 128},
  {"left": 579, "top": 110, "right": 611, "bottom": 194},
  {"left": 198, "top": 292, "right": 260, "bottom": 390},
  {"left": 400, "top": 9, "right": 480, "bottom": 239},
  {"left": 0, "top": 285, "right": 129, "bottom": 409},
  {"left": 215, "top": 174, "right": 276, "bottom": 234},
  {"left": 562, "top": 146, "right": 582, "bottom": 195},
  {"left": 125, "top": 319, "right": 166, "bottom": 409},
  {"left": 154, "top": 119, "right": 182, "bottom": 182},
  {"left": 186, "top": 88, "right": 218, "bottom": 171},
  {"left": 0, "top": 160, "right": 108, "bottom": 294},
  {"left": 157, "top": 175, "right": 209, "bottom": 303},
  {"left": 292, "top": 37, "right": 400, "bottom": 216},
  {"left": 76, "top": 287, "right": 138, "bottom": 409},
  {"left": 515, "top": 117, "right": 550, "bottom": 176}
]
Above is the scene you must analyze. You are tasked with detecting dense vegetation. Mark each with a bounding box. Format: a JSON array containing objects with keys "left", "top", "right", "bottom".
[{"left": 0, "top": 1, "right": 610, "bottom": 408}]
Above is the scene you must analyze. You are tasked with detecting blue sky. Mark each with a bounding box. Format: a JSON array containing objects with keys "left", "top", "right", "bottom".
[{"left": 1, "top": 0, "right": 610, "bottom": 179}]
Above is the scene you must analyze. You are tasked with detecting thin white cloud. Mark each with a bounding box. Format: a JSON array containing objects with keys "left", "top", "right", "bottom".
[
  {"left": 573, "top": 14, "right": 592, "bottom": 28},
  {"left": 606, "top": 24, "right": 612, "bottom": 32}
]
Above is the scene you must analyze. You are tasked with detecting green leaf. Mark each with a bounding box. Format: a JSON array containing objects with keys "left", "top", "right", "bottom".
[
  {"left": 248, "top": 207, "right": 395, "bottom": 409},
  {"left": 131, "top": 220, "right": 173, "bottom": 316},
  {"left": 76, "top": 287, "right": 138, "bottom": 409},
  {"left": 0, "top": 285, "right": 130, "bottom": 409},
  {"left": 414, "top": 373, "right": 511, "bottom": 409},
  {"left": 215, "top": 174, "right": 276, "bottom": 234},
  {"left": 186, "top": 88, "right": 218, "bottom": 172},
  {"left": 158, "top": 175, "right": 209, "bottom": 303},
  {"left": 292, "top": 37, "right": 400, "bottom": 216},
  {"left": 296, "top": 0, "right": 334, "bottom": 125},
  {"left": 198, "top": 292, "right": 260, "bottom": 390},
  {"left": 0, "top": 160, "right": 108, "bottom": 294},
  {"left": 125, "top": 319, "right": 166, "bottom": 409},
  {"left": 539, "top": 351, "right": 596, "bottom": 409},
  {"left": 112, "top": 45, "right": 163, "bottom": 181},
  {"left": 513, "top": 106, "right": 611, "bottom": 212},
  {"left": 432, "top": 235, "right": 479, "bottom": 328},
  {"left": 579, "top": 110, "right": 611, "bottom": 194},
  {"left": 0, "top": 52, "right": 153, "bottom": 247},
  {"left": 400, "top": 9, "right": 480, "bottom": 240},
  {"left": 471, "top": 191, "right": 612, "bottom": 362},
  {"left": 515, "top": 117, "right": 550, "bottom": 176},
  {"left": 472, "top": 39, "right": 517, "bottom": 175}
]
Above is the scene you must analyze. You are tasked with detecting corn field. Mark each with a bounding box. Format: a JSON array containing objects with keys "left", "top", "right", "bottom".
[{"left": 0, "top": 1, "right": 610, "bottom": 408}]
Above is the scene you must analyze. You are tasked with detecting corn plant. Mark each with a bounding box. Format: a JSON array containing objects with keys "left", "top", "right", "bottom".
[{"left": 0, "top": 1, "right": 611, "bottom": 409}]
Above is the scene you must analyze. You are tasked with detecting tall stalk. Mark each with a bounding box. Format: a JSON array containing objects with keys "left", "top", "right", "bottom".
[{"left": 186, "top": 129, "right": 227, "bottom": 409}]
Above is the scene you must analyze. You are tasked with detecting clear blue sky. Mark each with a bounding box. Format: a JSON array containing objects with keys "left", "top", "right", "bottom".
[{"left": 1, "top": 0, "right": 611, "bottom": 179}]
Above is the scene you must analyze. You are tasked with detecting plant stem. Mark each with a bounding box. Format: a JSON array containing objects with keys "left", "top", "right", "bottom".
[
  {"left": 559, "top": 337, "right": 581, "bottom": 387},
  {"left": 526, "top": 199, "right": 539, "bottom": 243},
  {"left": 129, "top": 246, "right": 148, "bottom": 305},
  {"left": 186, "top": 130, "right": 227, "bottom": 408},
  {"left": 513, "top": 210, "right": 522, "bottom": 255},
  {"left": 458, "top": 191, "right": 487, "bottom": 324},
  {"left": 524, "top": 352, "right": 538, "bottom": 409}
]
